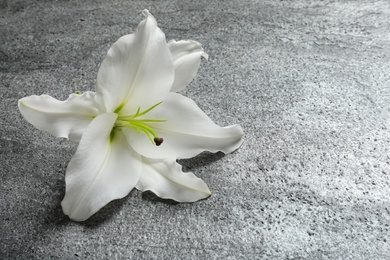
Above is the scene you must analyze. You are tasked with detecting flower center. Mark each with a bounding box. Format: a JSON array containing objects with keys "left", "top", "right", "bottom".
[{"left": 114, "top": 102, "right": 165, "bottom": 146}]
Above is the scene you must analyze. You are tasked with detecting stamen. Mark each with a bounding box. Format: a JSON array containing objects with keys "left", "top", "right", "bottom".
[
  {"left": 135, "top": 101, "right": 163, "bottom": 117},
  {"left": 114, "top": 102, "right": 165, "bottom": 146}
]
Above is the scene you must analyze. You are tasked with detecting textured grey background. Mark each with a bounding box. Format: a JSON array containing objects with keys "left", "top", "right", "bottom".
[{"left": 1, "top": 0, "right": 390, "bottom": 259}]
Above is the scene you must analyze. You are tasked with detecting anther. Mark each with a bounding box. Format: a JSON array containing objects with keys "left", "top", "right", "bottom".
[{"left": 153, "top": 137, "right": 164, "bottom": 146}]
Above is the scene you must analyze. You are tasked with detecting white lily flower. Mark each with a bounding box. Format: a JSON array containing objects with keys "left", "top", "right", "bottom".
[{"left": 18, "top": 10, "right": 244, "bottom": 222}]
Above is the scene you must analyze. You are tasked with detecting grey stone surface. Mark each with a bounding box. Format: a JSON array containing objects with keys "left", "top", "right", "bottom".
[{"left": 1, "top": 0, "right": 390, "bottom": 259}]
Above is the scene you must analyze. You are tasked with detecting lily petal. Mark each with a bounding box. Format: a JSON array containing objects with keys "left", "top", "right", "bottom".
[
  {"left": 61, "top": 113, "right": 142, "bottom": 221},
  {"left": 136, "top": 157, "right": 211, "bottom": 202},
  {"left": 96, "top": 9, "right": 174, "bottom": 115},
  {"left": 18, "top": 92, "right": 98, "bottom": 142},
  {"left": 168, "top": 40, "right": 208, "bottom": 92},
  {"left": 125, "top": 92, "right": 244, "bottom": 159}
]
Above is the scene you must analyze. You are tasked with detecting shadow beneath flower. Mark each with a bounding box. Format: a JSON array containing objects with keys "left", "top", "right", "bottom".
[
  {"left": 178, "top": 151, "right": 225, "bottom": 172},
  {"left": 141, "top": 190, "right": 179, "bottom": 205},
  {"left": 81, "top": 195, "right": 130, "bottom": 228},
  {"left": 46, "top": 172, "right": 130, "bottom": 228},
  {"left": 37, "top": 170, "right": 70, "bottom": 228},
  {"left": 42, "top": 152, "right": 227, "bottom": 227}
]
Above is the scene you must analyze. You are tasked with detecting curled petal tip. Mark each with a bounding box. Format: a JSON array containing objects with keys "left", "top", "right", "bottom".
[
  {"left": 142, "top": 9, "right": 150, "bottom": 17},
  {"left": 168, "top": 40, "right": 208, "bottom": 92}
]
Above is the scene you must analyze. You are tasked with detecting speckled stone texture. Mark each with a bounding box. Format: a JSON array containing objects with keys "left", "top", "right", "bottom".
[{"left": 1, "top": 0, "right": 390, "bottom": 259}]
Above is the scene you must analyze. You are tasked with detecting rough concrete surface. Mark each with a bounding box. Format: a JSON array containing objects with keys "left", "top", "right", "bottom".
[{"left": 1, "top": 0, "right": 390, "bottom": 259}]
